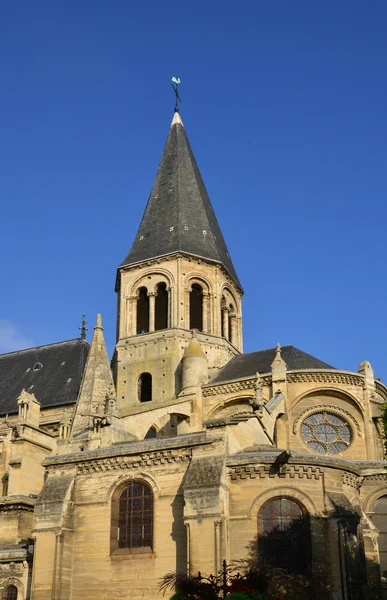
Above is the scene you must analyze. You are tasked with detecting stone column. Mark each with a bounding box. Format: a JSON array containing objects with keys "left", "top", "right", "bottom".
[
  {"left": 202, "top": 292, "right": 209, "bottom": 333},
  {"left": 129, "top": 296, "right": 138, "bottom": 336},
  {"left": 229, "top": 313, "right": 237, "bottom": 345},
  {"left": 185, "top": 286, "right": 191, "bottom": 329},
  {"left": 214, "top": 520, "right": 221, "bottom": 573},
  {"left": 222, "top": 307, "right": 229, "bottom": 340},
  {"left": 148, "top": 292, "right": 156, "bottom": 332},
  {"left": 167, "top": 286, "right": 173, "bottom": 328}
]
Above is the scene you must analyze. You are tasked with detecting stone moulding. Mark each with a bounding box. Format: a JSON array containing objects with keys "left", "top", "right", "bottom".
[
  {"left": 362, "top": 473, "right": 387, "bottom": 482},
  {"left": 202, "top": 376, "right": 271, "bottom": 398},
  {"left": 287, "top": 371, "right": 364, "bottom": 386},
  {"left": 202, "top": 378, "right": 256, "bottom": 397},
  {"left": 342, "top": 473, "right": 363, "bottom": 489},
  {"left": 77, "top": 449, "right": 191, "bottom": 475},
  {"left": 43, "top": 431, "right": 210, "bottom": 466},
  {"left": 203, "top": 371, "right": 366, "bottom": 398},
  {"left": 292, "top": 404, "right": 363, "bottom": 437},
  {"left": 375, "top": 381, "right": 387, "bottom": 402},
  {"left": 229, "top": 464, "right": 323, "bottom": 481},
  {"left": 227, "top": 452, "right": 362, "bottom": 475}
]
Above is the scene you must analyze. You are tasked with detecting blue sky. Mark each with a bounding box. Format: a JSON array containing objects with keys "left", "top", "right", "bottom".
[{"left": 1, "top": 1, "right": 386, "bottom": 381}]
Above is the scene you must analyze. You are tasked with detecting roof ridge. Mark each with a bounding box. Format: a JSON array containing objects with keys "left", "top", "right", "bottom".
[{"left": 0, "top": 338, "right": 88, "bottom": 358}]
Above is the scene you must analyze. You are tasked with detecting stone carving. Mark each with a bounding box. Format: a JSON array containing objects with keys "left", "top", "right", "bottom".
[
  {"left": 77, "top": 449, "right": 190, "bottom": 475},
  {"left": 0, "top": 562, "right": 25, "bottom": 577},
  {"left": 362, "top": 473, "right": 387, "bottom": 482},
  {"left": 287, "top": 372, "right": 363, "bottom": 386},
  {"left": 202, "top": 379, "right": 256, "bottom": 397},
  {"left": 229, "top": 464, "right": 322, "bottom": 481},
  {"left": 342, "top": 473, "right": 363, "bottom": 489}
]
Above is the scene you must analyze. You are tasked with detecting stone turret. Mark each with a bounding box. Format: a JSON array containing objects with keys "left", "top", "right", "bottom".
[
  {"left": 114, "top": 110, "right": 243, "bottom": 415},
  {"left": 181, "top": 337, "right": 208, "bottom": 394}
]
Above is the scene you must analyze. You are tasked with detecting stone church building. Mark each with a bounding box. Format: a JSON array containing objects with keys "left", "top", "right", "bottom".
[{"left": 0, "top": 109, "right": 386, "bottom": 600}]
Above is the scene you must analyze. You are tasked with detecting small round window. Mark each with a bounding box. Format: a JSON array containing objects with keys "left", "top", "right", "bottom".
[{"left": 301, "top": 411, "right": 352, "bottom": 455}]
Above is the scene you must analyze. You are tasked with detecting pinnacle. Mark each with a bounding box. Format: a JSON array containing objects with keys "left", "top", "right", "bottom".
[{"left": 171, "top": 111, "right": 184, "bottom": 127}]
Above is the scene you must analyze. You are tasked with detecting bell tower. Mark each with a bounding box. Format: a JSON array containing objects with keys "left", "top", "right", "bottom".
[{"left": 114, "top": 110, "right": 243, "bottom": 413}]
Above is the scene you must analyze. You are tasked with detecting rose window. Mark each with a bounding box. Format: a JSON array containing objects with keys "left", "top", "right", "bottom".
[{"left": 300, "top": 412, "right": 351, "bottom": 455}]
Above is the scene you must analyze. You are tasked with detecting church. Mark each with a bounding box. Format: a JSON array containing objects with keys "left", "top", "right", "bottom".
[{"left": 0, "top": 106, "right": 386, "bottom": 600}]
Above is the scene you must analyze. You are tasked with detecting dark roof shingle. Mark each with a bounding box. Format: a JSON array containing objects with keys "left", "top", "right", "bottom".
[
  {"left": 119, "top": 114, "right": 241, "bottom": 288},
  {"left": 210, "top": 345, "right": 336, "bottom": 385},
  {"left": 0, "top": 339, "right": 89, "bottom": 415}
]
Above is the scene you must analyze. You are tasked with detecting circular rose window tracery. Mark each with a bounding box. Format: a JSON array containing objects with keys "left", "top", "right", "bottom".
[{"left": 301, "top": 411, "right": 352, "bottom": 455}]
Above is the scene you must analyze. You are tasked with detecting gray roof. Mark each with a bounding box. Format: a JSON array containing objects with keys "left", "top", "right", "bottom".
[
  {"left": 0, "top": 339, "right": 89, "bottom": 415},
  {"left": 120, "top": 112, "right": 241, "bottom": 288},
  {"left": 210, "top": 345, "right": 336, "bottom": 385}
]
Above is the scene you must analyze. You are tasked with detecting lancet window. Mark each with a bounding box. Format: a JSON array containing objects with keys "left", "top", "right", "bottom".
[
  {"left": 2, "top": 586, "right": 18, "bottom": 600},
  {"left": 155, "top": 282, "right": 168, "bottom": 330},
  {"left": 145, "top": 426, "right": 157, "bottom": 439},
  {"left": 136, "top": 287, "right": 149, "bottom": 334},
  {"left": 189, "top": 284, "right": 203, "bottom": 331},
  {"left": 138, "top": 373, "right": 152, "bottom": 403}
]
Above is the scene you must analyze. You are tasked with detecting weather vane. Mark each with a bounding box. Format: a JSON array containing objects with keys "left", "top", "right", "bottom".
[
  {"left": 171, "top": 77, "right": 182, "bottom": 112},
  {"left": 79, "top": 314, "right": 88, "bottom": 340}
]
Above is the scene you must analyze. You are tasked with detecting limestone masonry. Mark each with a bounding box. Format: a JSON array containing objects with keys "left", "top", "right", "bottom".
[{"left": 0, "top": 109, "right": 386, "bottom": 600}]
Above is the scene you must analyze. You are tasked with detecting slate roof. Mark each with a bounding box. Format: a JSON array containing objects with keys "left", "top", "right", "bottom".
[
  {"left": 0, "top": 339, "right": 89, "bottom": 415},
  {"left": 210, "top": 345, "right": 336, "bottom": 385},
  {"left": 120, "top": 112, "right": 241, "bottom": 288}
]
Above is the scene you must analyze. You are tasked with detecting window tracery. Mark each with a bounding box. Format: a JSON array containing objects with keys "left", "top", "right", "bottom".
[
  {"left": 258, "top": 497, "right": 310, "bottom": 574},
  {"left": 300, "top": 411, "right": 352, "bottom": 455},
  {"left": 117, "top": 481, "right": 153, "bottom": 549}
]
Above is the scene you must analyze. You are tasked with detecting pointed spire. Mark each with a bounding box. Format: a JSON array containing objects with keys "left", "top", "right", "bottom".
[
  {"left": 70, "top": 314, "right": 115, "bottom": 441},
  {"left": 271, "top": 343, "right": 287, "bottom": 388},
  {"left": 119, "top": 112, "right": 241, "bottom": 289}
]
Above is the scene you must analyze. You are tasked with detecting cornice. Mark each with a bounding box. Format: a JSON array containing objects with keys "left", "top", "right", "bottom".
[
  {"left": 77, "top": 448, "right": 191, "bottom": 475},
  {"left": 229, "top": 463, "right": 323, "bottom": 482},
  {"left": 202, "top": 376, "right": 271, "bottom": 398},
  {"left": 227, "top": 452, "right": 362, "bottom": 476},
  {"left": 287, "top": 370, "right": 364, "bottom": 386},
  {"left": 43, "top": 432, "right": 211, "bottom": 467}
]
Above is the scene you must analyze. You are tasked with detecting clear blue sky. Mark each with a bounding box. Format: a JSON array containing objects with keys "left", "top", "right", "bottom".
[{"left": 1, "top": 1, "right": 386, "bottom": 381}]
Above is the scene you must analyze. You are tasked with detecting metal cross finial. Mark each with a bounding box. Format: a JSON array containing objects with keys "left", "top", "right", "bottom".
[
  {"left": 171, "top": 77, "right": 182, "bottom": 112},
  {"left": 79, "top": 314, "right": 88, "bottom": 340}
]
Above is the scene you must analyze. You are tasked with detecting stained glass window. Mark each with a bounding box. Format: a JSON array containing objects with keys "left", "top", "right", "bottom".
[
  {"left": 118, "top": 481, "right": 153, "bottom": 549},
  {"left": 258, "top": 498, "right": 310, "bottom": 574},
  {"left": 301, "top": 411, "right": 351, "bottom": 455}
]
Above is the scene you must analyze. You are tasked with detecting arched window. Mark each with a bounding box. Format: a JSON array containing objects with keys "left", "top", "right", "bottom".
[
  {"left": 2, "top": 586, "right": 18, "bottom": 600},
  {"left": 258, "top": 497, "right": 310, "bottom": 574},
  {"left": 373, "top": 495, "right": 387, "bottom": 576},
  {"left": 118, "top": 481, "right": 153, "bottom": 549},
  {"left": 190, "top": 284, "right": 203, "bottom": 330},
  {"left": 138, "top": 373, "right": 152, "bottom": 403},
  {"left": 145, "top": 426, "right": 157, "bottom": 439},
  {"left": 155, "top": 282, "right": 168, "bottom": 330},
  {"left": 136, "top": 287, "right": 149, "bottom": 334}
]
